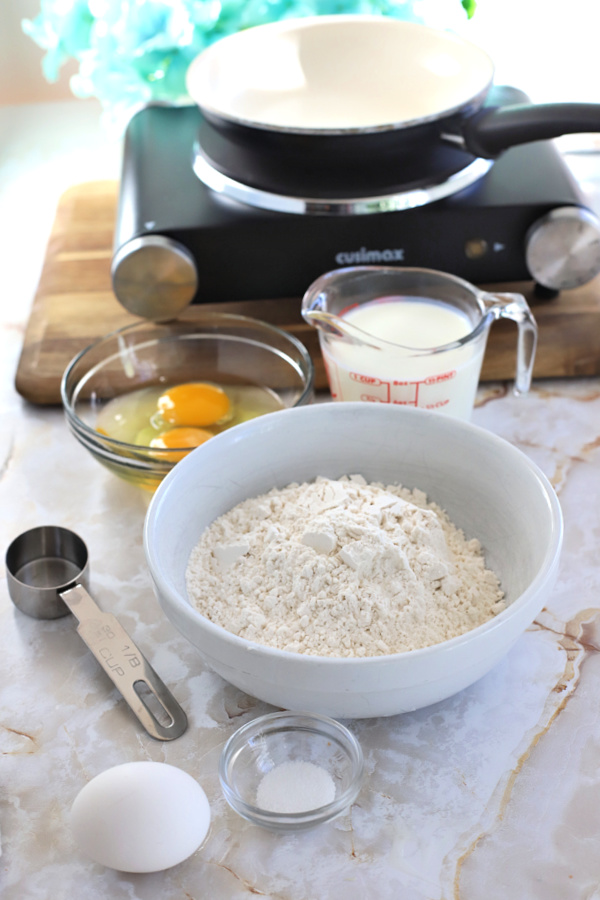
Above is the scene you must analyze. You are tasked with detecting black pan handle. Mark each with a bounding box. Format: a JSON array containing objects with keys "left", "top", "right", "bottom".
[{"left": 461, "top": 103, "right": 600, "bottom": 158}]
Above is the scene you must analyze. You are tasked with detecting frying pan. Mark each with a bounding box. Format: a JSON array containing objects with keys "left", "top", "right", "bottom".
[{"left": 186, "top": 15, "right": 600, "bottom": 193}]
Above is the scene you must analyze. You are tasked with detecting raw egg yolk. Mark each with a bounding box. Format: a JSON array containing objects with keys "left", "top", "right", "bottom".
[
  {"left": 150, "top": 427, "right": 213, "bottom": 462},
  {"left": 157, "top": 382, "right": 230, "bottom": 427}
]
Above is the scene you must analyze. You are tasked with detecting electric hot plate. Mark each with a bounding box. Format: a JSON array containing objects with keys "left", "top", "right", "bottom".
[{"left": 112, "top": 86, "right": 600, "bottom": 319}]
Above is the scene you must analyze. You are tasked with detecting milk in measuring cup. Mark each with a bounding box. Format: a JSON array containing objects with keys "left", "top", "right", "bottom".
[{"left": 323, "top": 296, "right": 484, "bottom": 419}]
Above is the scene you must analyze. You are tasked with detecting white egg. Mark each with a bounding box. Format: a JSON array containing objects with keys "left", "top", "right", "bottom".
[{"left": 70, "top": 761, "right": 211, "bottom": 873}]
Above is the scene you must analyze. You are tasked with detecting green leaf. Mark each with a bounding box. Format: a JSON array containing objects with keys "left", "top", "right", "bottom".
[{"left": 461, "top": 0, "right": 477, "bottom": 17}]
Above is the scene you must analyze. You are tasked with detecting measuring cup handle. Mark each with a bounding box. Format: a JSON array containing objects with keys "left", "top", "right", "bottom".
[
  {"left": 484, "top": 292, "right": 538, "bottom": 395},
  {"left": 60, "top": 584, "right": 187, "bottom": 741}
]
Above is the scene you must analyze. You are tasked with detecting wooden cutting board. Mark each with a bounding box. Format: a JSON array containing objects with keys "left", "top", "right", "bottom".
[{"left": 15, "top": 180, "right": 600, "bottom": 404}]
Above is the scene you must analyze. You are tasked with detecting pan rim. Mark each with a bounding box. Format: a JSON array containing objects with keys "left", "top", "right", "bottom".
[{"left": 186, "top": 14, "right": 496, "bottom": 136}]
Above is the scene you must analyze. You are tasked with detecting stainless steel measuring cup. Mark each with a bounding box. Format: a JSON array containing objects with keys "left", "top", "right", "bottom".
[{"left": 5, "top": 525, "right": 187, "bottom": 741}]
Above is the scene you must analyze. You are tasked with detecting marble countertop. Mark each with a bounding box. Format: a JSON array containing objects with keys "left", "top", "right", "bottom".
[{"left": 2, "top": 100, "right": 600, "bottom": 900}]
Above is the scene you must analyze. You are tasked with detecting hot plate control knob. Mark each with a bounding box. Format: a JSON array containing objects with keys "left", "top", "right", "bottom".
[
  {"left": 111, "top": 235, "right": 198, "bottom": 319},
  {"left": 525, "top": 205, "right": 600, "bottom": 291}
]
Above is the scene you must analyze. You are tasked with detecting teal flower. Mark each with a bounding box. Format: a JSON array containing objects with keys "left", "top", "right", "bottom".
[
  {"left": 23, "top": 0, "right": 95, "bottom": 81},
  {"left": 23, "top": 0, "right": 474, "bottom": 128}
]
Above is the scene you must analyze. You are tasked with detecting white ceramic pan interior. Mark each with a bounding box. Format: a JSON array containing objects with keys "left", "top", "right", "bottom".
[{"left": 186, "top": 15, "right": 496, "bottom": 134}]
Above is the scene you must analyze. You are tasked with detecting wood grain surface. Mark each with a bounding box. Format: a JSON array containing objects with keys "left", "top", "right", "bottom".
[{"left": 15, "top": 180, "right": 600, "bottom": 405}]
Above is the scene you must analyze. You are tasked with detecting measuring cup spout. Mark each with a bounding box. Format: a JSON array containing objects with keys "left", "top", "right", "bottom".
[
  {"left": 482, "top": 292, "right": 538, "bottom": 395},
  {"left": 302, "top": 308, "right": 383, "bottom": 349},
  {"left": 302, "top": 308, "right": 346, "bottom": 338}
]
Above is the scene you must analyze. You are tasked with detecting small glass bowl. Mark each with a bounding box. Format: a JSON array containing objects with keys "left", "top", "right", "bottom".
[
  {"left": 61, "top": 311, "right": 314, "bottom": 491},
  {"left": 219, "top": 711, "right": 364, "bottom": 832}
]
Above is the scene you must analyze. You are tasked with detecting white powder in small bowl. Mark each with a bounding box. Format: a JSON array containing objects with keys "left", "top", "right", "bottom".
[
  {"left": 255, "top": 760, "right": 336, "bottom": 813},
  {"left": 185, "top": 474, "right": 504, "bottom": 657}
]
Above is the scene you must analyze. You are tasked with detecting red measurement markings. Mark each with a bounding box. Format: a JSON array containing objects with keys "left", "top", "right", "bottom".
[
  {"left": 424, "top": 399, "right": 450, "bottom": 409},
  {"left": 349, "top": 372, "right": 390, "bottom": 402},
  {"left": 350, "top": 373, "right": 383, "bottom": 385},
  {"left": 389, "top": 380, "right": 419, "bottom": 406},
  {"left": 424, "top": 370, "right": 457, "bottom": 385},
  {"left": 389, "top": 370, "right": 457, "bottom": 407},
  {"left": 323, "top": 356, "right": 342, "bottom": 400},
  {"left": 392, "top": 371, "right": 456, "bottom": 387}
]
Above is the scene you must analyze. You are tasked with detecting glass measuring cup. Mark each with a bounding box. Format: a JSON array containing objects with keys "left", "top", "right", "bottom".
[{"left": 301, "top": 266, "right": 537, "bottom": 419}]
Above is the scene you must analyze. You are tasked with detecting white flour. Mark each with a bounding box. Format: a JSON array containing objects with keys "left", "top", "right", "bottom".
[{"left": 185, "top": 475, "right": 504, "bottom": 657}]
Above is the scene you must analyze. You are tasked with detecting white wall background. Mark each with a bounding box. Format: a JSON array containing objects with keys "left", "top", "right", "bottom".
[
  {"left": 454, "top": 0, "right": 600, "bottom": 104},
  {"left": 0, "top": 0, "right": 599, "bottom": 106},
  {"left": 0, "top": 0, "right": 76, "bottom": 104}
]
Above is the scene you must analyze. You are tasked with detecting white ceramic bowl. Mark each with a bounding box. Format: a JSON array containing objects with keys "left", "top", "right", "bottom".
[{"left": 144, "top": 403, "right": 563, "bottom": 719}]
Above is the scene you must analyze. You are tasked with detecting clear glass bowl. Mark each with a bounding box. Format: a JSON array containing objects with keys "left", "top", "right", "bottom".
[
  {"left": 219, "top": 711, "right": 364, "bottom": 832},
  {"left": 61, "top": 311, "right": 314, "bottom": 491}
]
